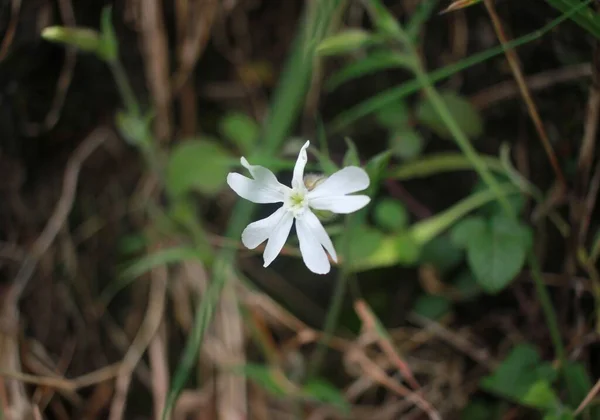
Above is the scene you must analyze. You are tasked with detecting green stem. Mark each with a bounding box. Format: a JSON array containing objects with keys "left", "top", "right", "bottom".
[
  {"left": 109, "top": 59, "right": 141, "bottom": 117},
  {"left": 307, "top": 218, "right": 352, "bottom": 378},
  {"left": 528, "top": 253, "right": 565, "bottom": 363}
]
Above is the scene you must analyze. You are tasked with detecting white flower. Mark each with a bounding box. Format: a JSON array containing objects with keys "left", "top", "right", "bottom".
[{"left": 227, "top": 140, "right": 371, "bottom": 274}]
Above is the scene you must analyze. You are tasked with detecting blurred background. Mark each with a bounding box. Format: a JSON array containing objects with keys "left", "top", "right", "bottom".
[{"left": 1, "top": 0, "right": 599, "bottom": 419}]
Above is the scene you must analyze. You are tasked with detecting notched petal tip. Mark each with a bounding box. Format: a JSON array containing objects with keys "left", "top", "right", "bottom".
[{"left": 240, "top": 156, "right": 250, "bottom": 168}]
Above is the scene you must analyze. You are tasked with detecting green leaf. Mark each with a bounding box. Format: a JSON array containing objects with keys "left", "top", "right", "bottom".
[
  {"left": 365, "top": 0, "right": 403, "bottom": 38},
  {"left": 342, "top": 138, "right": 360, "bottom": 167},
  {"left": 166, "top": 139, "right": 232, "bottom": 197},
  {"left": 481, "top": 344, "right": 559, "bottom": 410},
  {"left": 316, "top": 29, "right": 376, "bottom": 56},
  {"left": 342, "top": 225, "right": 385, "bottom": 266},
  {"left": 412, "top": 294, "right": 451, "bottom": 320},
  {"left": 326, "top": 51, "right": 413, "bottom": 90},
  {"left": 460, "top": 400, "right": 503, "bottom": 420},
  {"left": 234, "top": 364, "right": 288, "bottom": 397},
  {"left": 416, "top": 91, "right": 483, "bottom": 140},
  {"left": 395, "top": 232, "right": 422, "bottom": 264},
  {"left": 389, "top": 127, "right": 424, "bottom": 160},
  {"left": 420, "top": 234, "right": 463, "bottom": 273},
  {"left": 562, "top": 361, "right": 600, "bottom": 419},
  {"left": 42, "top": 26, "right": 102, "bottom": 54},
  {"left": 450, "top": 216, "right": 486, "bottom": 248},
  {"left": 115, "top": 110, "right": 152, "bottom": 146},
  {"left": 302, "top": 379, "right": 350, "bottom": 413},
  {"left": 466, "top": 215, "right": 532, "bottom": 293},
  {"left": 374, "top": 100, "right": 411, "bottom": 129},
  {"left": 452, "top": 271, "right": 483, "bottom": 301},
  {"left": 374, "top": 199, "right": 409, "bottom": 232},
  {"left": 99, "top": 6, "right": 118, "bottom": 61},
  {"left": 219, "top": 112, "right": 259, "bottom": 154}
]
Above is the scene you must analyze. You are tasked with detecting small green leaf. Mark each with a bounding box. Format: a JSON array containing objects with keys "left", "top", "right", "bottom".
[
  {"left": 481, "top": 344, "right": 558, "bottom": 409},
  {"left": 166, "top": 139, "right": 232, "bottom": 196},
  {"left": 413, "top": 294, "right": 452, "bottom": 320},
  {"left": 342, "top": 225, "right": 385, "bottom": 266},
  {"left": 99, "top": 6, "right": 118, "bottom": 61},
  {"left": 395, "top": 232, "right": 422, "bottom": 264},
  {"left": 42, "top": 26, "right": 102, "bottom": 54},
  {"left": 326, "top": 51, "right": 413, "bottom": 90},
  {"left": 342, "top": 138, "right": 360, "bottom": 167},
  {"left": 234, "top": 364, "right": 288, "bottom": 397},
  {"left": 389, "top": 127, "right": 424, "bottom": 160},
  {"left": 417, "top": 91, "right": 483, "bottom": 140},
  {"left": 450, "top": 216, "right": 486, "bottom": 248},
  {"left": 302, "top": 379, "right": 350, "bottom": 413},
  {"left": 115, "top": 110, "right": 152, "bottom": 146},
  {"left": 374, "top": 100, "right": 410, "bottom": 129},
  {"left": 365, "top": 0, "right": 403, "bottom": 38},
  {"left": 374, "top": 199, "right": 409, "bottom": 232},
  {"left": 466, "top": 215, "right": 532, "bottom": 293},
  {"left": 219, "top": 112, "right": 259, "bottom": 154},
  {"left": 420, "top": 235, "right": 463, "bottom": 273},
  {"left": 316, "top": 29, "right": 376, "bottom": 56},
  {"left": 452, "top": 271, "right": 483, "bottom": 301}
]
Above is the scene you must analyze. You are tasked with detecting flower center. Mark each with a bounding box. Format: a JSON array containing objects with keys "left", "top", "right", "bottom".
[{"left": 285, "top": 188, "right": 308, "bottom": 217}]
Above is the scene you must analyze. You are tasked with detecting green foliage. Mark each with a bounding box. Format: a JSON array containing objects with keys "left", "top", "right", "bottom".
[
  {"left": 374, "top": 100, "right": 411, "bottom": 129},
  {"left": 546, "top": 0, "right": 600, "bottom": 40},
  {"left": 166, "top": 139, "right": 233, "bottom": 197},
  {"left": 219, "top": 112, "right": 260, "bottom": 154},
  {"left": 452, "top": 214, "right": 533, "bottom": 293},
  {"left": 417, "top": 91, "right": 483, "bottom": 141},
  {"left": 342, "top": 138, "right": 361, "bottom": 167},
  {"left": 316, "top": 29, "right": 378, "bottom": 56},
  {"left": 326, "top": 51, "right": 413, "bottom": 89},
  {"left": 302, "top": 379, "right": 350, "bottom": 413},
  {"left": 374, "top": 199, "right": 409, "bottom": 232},
  {"left": 389, "top": 127, "right": 425, "bottom": 160},
  {"left": 412, "top": 294, "right": 452, "bottom": 320},
  {"left": 420, "top": 234, "right": 463, "bottom": 273},
  {"left": 482, "top": 344, "right": 559, "bottom": 410}
]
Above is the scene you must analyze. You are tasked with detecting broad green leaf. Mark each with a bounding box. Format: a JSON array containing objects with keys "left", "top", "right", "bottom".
[
  {"left": 389, "top": 127, "right": 424, "bottom": 160},
  {"left": 416, "top": 91, "right": 483, "bottom": 140},
  {"left": 374, "top": 199, "right": 409, "bottom": 232},
  {"left": 467, "top": 215, "right": 532, "bottom": 293},
  {"left": 219, "top": 112, "right": 259, "bottom": 154},
  {"left": 166, "top": 139, "right": 232, "bottom": 196},
  {"left": 302, "top": 379, "right": 350, "bottom": 413},
  {"left": 412, "top": 294, "right": 451, "bottom": 320},
  {"left": 342, "top": 138, "right": 360, "bottom": 167},
  {"left": 326, "top": 51, "right": 413, "bottom": 90},
  {"left": 316, "top": 29, "right": 376, "bottom": 56},
  {"left": 481, "top": 344, "right": 559, "bottom": 409},
  {"left": 450, "top": 216, "right": 486, "bottom": 248}
]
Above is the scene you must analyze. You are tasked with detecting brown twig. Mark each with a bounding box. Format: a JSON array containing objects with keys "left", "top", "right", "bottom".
[
  {"left": 575, "top": 377, "right": 600, "bottom": 416},
  {"left": 483, "top": 0, "right": 566, "bottom": 189},
  {"left": 9, "top": 126, "right": 110, "bottom": 303},
  {"left": 0, "top": 0, "right": 21, "bottom": 61},
  {"left": 108, "top": 253, "right": 168, "bottom": 420}
]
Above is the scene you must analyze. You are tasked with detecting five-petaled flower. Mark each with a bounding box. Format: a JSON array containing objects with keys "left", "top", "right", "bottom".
[{"left": 227, "top": 140, "right": 371, "bottom": 274}]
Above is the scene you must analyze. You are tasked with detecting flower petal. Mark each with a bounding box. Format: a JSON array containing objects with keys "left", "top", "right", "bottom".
[
  {"left": 263, "top": 211, "right": 294, "bottom": 267},
  {"left": 301, "top": 210, "right": 338, "bottom": 262},
  {"left": 292, "top": 141, "right": 310, "bottom": 191},
  {"left": 309, "top": 195, "right": 370, "bottom": 214},
  {"left": 227, "top": 173, "right": 285, "bottom": 203},
  {"left": 241, "top": 206, "right": 287, "bottom": 249},
  {"left": 296, "top": 214, "right": 331, "bottom": 275},
  {"left": 308, "top": 166, "right": 370, "bottom": 199},
  {"left": 240, "top": 157, "right": 285, "bottom": 193}
]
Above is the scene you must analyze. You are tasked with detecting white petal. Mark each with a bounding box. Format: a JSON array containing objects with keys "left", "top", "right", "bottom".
[
  {"left": 241, "top": 206, "right": 287, "bottom": 249},
  {"left": 227, "top": 173, "right": 285, "bottom": 203},
  {"left": 292, "top": 141, "right": 310, "bottom": 191},
  {"left": 302, "top": 211, "right": 338, "bottom": 262},
  {"left": 296, "top": 215, "right": 331, "bottom": 275},
  {"left": 263, "top": 211, "right": 294, "bottom": 267},
  {"left": 309, "top": 195, "right": 370, "bottom": 214},
  {"left": 308, "top": 166, "right": 370, "bottom": 199},
  {"left": 240, "top": 157, "right": 284, "bottom": 192}
]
